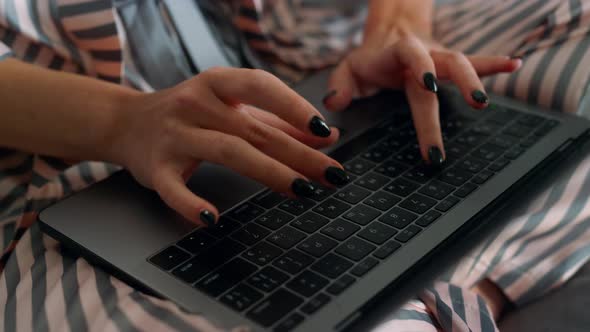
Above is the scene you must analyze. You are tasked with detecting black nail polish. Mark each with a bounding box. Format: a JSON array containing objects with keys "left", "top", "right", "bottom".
[
  {"left": 322, "top": 90, "right": 337, "bottom": 104},
  {"left": 428, "top": 146, "right": 445, "bottom": 168},
  {"left": 423, "top": 72, "right": 438, "bottom": 93},
  {"left": 309, "top": 116, "right": 332, "bottom": 138},
  {"left": 200, "top": 210, "right": 216, "bottom": 227},
  {"left": 325, "top": 167, "right": 350, "bottom": 186},
  {"left": 291, "top": 179, "right": 316, "bottom": 197},
  {"left": 471, "top": 90, "right": 489, "bottom": 104}
]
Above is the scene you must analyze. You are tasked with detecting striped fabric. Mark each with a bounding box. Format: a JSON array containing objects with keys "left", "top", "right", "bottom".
[{"left": 2, "top": 1, "right": 590, "bottom": 331}]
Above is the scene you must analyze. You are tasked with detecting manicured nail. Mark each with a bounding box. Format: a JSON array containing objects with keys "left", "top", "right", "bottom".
[
  {"left": 322, "top": 90, "right": 337, "bottom": 105},
  {"left": 428, "top": 146, "right": 445, "bottom": 168},
  {"left": 291, "top": 179, "right": 316, "bottom": 198},
  {"left": 423, "top": 72, "right": 438, "bottom": 93},
  {"left": 471, "top": 90, "right": 489, "bottom": 105},
  {"left": 309, "top": 116, "right": 332, "bottom": 137},
  {"left": 200, "top": 210, "right": 216, "bottom": 227},
  {"left": 325, "top": 167, "right": 350, "bottom": 186}
]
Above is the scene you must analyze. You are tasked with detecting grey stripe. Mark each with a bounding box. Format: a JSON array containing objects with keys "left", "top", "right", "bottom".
[
  {"left": 129, "top": 291, "right": 200, "bottom": 332},
  {"left": 78, "top": 162, "right": 98, "bottom": 186},
  {"left": 58, "top": 173, "right": 73, "bottom": 196},
  {"left": 89, "top": 49, "right": 122, "bottom": 62},
  {"left": 72, "top": 23, "right": 117, "bottom": 39},
  {"left": 23, "top": 42, "right": 41, "bottom": 62},
  {"left": 393, "top": 308, "right": 435, "bottom": 323},
  {"left": 436, "top": 1, "right": 498, "bottom": 38},
  {"left": 29, "top": 225, "right": 50, "bottom": 332},
  {"left": 49, "top": 0, "right": 85, "bottom": 71},
  {"left": 1, "top": 28, "right": 17, "bottom": 47},
  {"left": 0, "top": 53, "right": 13, "bottom": 61},
  {"left": 516, "top": 243, "right": 590, "bottom": 305},
  {"left": 60, "top": 251, "right": 88, "bottom": 331},
  {"left": 430, "top": 289, "right": 453, "bottom": 331},
  {"left": 93, "top": 269, "right": 138, "bottom": 331},
  {"left": 496, "top": 215, "right": 590, "bottom": 288},
  {"left": 448, "top": 284, "right": 466, "bottom": 323},
  {"left": 58, "top": 0, "right": 111, "bottom": 18},
  {"left": 2, "top": 222, "right": 15, "bottom": 249},
  {"left": 0, "top": 185, "right": 28, "bottom": 211},
  {"left": 29, "top": 0, "right": 51, "bottom": 46},
  {"left": 477, "top": 295, "right": 497, "bottom": 332},
  {"left": 4, "top": 0, "right": 20, "bottom": 33},
  {"left": 3, "top": 246, "right": 20, "bottom": 332}
]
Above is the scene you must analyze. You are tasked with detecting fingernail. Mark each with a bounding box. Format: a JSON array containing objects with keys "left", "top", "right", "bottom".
[
  {"left": 291, "top": 179, "right": 316, "bottom": 198},
  {"left": 322, "top": 90, "right": 337, "bottom": 104},
  {"left": 428, "top": 146, "right": 445, "bottom": 168},
  {"left": 309, "top": 116, "right": 332, "bottom": 137},
  {"left": 423, "top": 72, "right": 438, "bottom": 93},
  {"left": 471, "top": 90, "right": 489, "bottom": 105},
  {"left": 200, "top": 210, "right": 216, "bottom": 227},
  {"left": 325, "top": 166, "right": 350, "bottom": 186}
]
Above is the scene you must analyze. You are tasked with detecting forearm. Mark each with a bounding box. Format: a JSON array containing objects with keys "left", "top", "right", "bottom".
[
  {"left": 364, "top": 0, "right": 434, "bottom": 45},
  {"left": 0, "top": 59, "right": 138, "bottom": 163}
]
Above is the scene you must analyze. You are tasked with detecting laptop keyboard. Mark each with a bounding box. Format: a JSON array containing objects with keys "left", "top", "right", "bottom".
[{"left": 148, "top": 106, "right": 560, "bottom": 330}]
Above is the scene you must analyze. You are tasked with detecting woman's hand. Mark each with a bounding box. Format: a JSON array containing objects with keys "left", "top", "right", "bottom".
[
  {"left": 111, "top": 67, "right": 347, "bottom": 227},
  {"left": 324, "top": 0, "right": 521, "bottom": 165}
]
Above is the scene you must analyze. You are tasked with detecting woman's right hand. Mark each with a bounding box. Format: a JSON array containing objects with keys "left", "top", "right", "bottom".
[{"left": 109, "top": 67, "right": 347, "bottom": 227}]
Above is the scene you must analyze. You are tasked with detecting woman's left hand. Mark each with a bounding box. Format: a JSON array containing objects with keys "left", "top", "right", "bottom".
[{"left": 324, "top": 2, "right": 521, "bottom": 165}]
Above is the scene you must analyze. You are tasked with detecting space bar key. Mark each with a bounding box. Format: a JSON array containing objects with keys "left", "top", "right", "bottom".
[{"left": 246, "top": 288, "right": 303, "bottom": 327}]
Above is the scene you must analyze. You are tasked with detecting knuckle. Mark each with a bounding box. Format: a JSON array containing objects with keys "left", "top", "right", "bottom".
[
  {"left": 244, "top": 122, "right": 276, "bottom": 150},
  {"left": 448, "top": 51, "right": 467, "bottom": 64},
  {"left": 214, "top": 135, "right": 244, "bottom": 161},
  {"left": 201, "top": 66, "right": 227, "bottom": 79}
]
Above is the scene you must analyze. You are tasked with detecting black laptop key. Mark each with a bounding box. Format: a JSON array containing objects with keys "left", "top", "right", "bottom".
[
  {"left": 505, "top": 147, "right": 526, "bottom": 160},
  {"left": 279, "top": 198, "right": 315, "bottom": 216},
  {"left": 243, "top": 242, "right": 284, "bottom": 266},
  {"left": 438, "top": 168, "right": 472, "bottom": 187},
  {"left": 313, "top": 198, "right": 351, "bottom": 219},
  {"left": 379, "top": 207, "right": 417, "bottom": 229},
  {"left": 472, "top": 122, "right": 502, "bottom": 136},
  {"left": 435, "top": 196, "right": 460, "bottom": 212},
  {"left": 344, "top": 158, "right": 375, "bottom": 175},
  {"left": 446, "top": 143, "right": 471, "bottom": 158},
  {"left": 362, "top": 146, "right": 390, "bottom": 163},
  {"left": 356, "top": 172, "right": 390, "bottom": 191},
  {"left": 374, "top": 160, "right": 409, "bottom": 178},
  {"left": 489, "top": 135, "right": 518, "bottom": 149},
  {"left": 336, "top": 237, "right": 376, "bottom": 261},
  {"left": 252, "top": 191, "right": 287, "bottom": 209},
  {"left": 273, "top": 250, "right": 314, "bottom": 275},
  {"left": 232, "top": 223, "right": 271, "bottom": 246},
  {"left": 384, "top": 178, "right": 419, "bottom": 197},
  {"left": 172, "top": 257, "right": 212, "bottom": 284},
  {"left": 196, "top": 258, "right": 257, "bottom": 297},
  {"left": 268, "top": 226, "right": 306, "bottom": 250},
  {"left": 364, "top": 191, "right": 401, "bottom": 211},
  {"left": 416, "top": 210, "right": 442, "bottom": 227},
  {"left": 454, "top": 183, "right": 478, "bottom": 198},
  {"left": 255, "top": 210, "right": 294, "bottom": 231},
  {"left": 199, "top": 238, "right": 246, "bottom": 271},
  {"left": 228, "top": 203, "right": 265, "bottom": 223},
  {"left": 221, "top": 283, "right": 263, "bottom": 312},
  {"left": 535, "top": 121, "right": 559, "bottom": 137},
  {"left": 291, "top": 212, "right": 330, "bottom": 234},
  {"left": 418, "top": 180, "right": 455, "bottom": 200},
  {"left": 248, "top": 266, "right": 289, "bottom": 293},
  {"left": 404, "top": 166, "right": 436, "bottom": 184},
  {"left": 520, "top": 136, "right": 538, "bottom": 148},
  {"left": 301, "top": 293, "right": 331, "bottom": 315},
  {"left": 326, "top": 275, "right": 356, "bottom": 296},
  {"left": 321, "top": 219, "right": 360, "bottom": 241},
  {"left": 287, "top": 270, "right": 329, "bottom": 297},
  {"left": 486, "top": 107, "right": 516, "bottom": 124},
  {"left": 350, "top": 257, "right": 379, "bottom": 276},
  {"left": 177, "top": 231, "right": 216, "bottom": 254},
  {"left": 358, "top": 222, "right": 397, "bottom": 245},
  {"left": 204, "top": 216, "right": 240, "bottom": 238},
  {"left": 456, "top": 131, "right": 487, "bottom": 147},
  {"left": 489, "top": 158, "right": 510, "bottom": 172},
  {"left": 458, "top": 158, "right": 488, "bottom": 174},
  {"left": 343, "top": 205, "right": 381, "bottom": 226},
  {"left": 472, "top": 170, "right": 495, "bottom": 185},
  {"left": 517, "top": 114, "right": 545, "bottom": 127},
  {"left": 150, "top": 246, "right": 190, "bottom": 271},
  {"left": 394, "top": 148, "right": 421, "bottom": 165},
  {"left": 274, "top": 313, "right": 304, "bottom": 332},
  {"left": 336, "top": 185, "right": 371, "bottom": 204},
  {"left": 311, "top": 253, "right": 354, "bottom": 279},
  {"left": 309, "top": 184, "right": 337, "bottom": 201},
  {"left": 504, "top": 124, "right": 529, "bottom": 138},
  {"left": 246, "top": 288, "right": 303, "bottom": 327},
  {"left": 373, "top": 241, "right": 401, "bottom": 259},
  {"left": 400, "top": 194, "right": 437, "bottom": 214},
  {"left": 395, "top": 225, "right": 422, "bottom": 243},
  {"left": 298, "top": 234, "right": 338, "bottom": 258},
  {"left": 472, "top": 143, "right": 503, "bottom": 161}
]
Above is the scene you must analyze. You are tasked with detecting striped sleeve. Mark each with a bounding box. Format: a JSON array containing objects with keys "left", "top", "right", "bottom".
[{"left": 0, "top": 41, "right": 12, "bottom": 60}]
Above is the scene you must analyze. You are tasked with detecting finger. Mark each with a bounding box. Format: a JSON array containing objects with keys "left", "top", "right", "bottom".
[
  {"left": 243, "top": 105, "right": 340, "bottom": 149},
  {"left": 184, "top": 128, "right": 321, "bottom": 197},
  {"left": 201, "top": 67, "right": 333, "bottom": 138},
  {"left": 404, "top": 70, "right": 445, "bottom": 165},
  {"left": 324, "top": 59, "right": 357, "bottom": 112},
  {"left": 432, "top": 51, "right": 490, "bottom": 109},
  {"left": 155, "top": 167, "right": 219, "bottom": 227},
  {"left": 432, "top": 53, "right": 521, "bottom": 78}
]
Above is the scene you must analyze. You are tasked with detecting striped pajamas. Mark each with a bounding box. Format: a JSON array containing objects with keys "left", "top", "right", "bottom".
[{"left": 1, "top": 0, "right": 590, "bottom": 331}]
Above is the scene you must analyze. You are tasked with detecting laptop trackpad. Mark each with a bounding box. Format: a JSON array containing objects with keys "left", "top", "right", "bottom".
[{"left": 186, "top": 162, "right": 264, "bottom": 213}]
